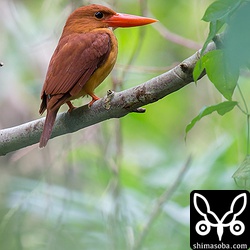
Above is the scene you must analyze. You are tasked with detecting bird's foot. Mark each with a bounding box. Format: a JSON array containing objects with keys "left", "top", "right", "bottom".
[
  {"left": 66, "top": 101, "right": 76, "bottom": 113},
  {"left": 88, "top": 94, "right": 100, "bottom": 107}
]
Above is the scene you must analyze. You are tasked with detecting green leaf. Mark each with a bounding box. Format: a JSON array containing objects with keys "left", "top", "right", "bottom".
[
  {"left": 203, "top": 50, "right": 239, "bottom": 100},
  {"left": 224, "top": 1, "right": 250, "bottom": 69},
  {"left": 185, "top": 101, "right": 237, "bottom": 136},
  {"left": 233, "top": 155, "right": 250, "bottom": 189},
  {"left": 202, "top": 0, "right": 243, "bottom": 22},
  {"left": 193, "top": 60, "right": 204, "bottom": 83},
  {"left": 193, "top": 49, "right": 216, "bottom": 83},
  {"left": 200, "top": 0, "right": 244, "bottom": 53},
  {"left": 200, "top": 20, "right": 224, "bottom": 55},
  {"left": 194, "top": 50, "right": 239, "bottom": 100}
]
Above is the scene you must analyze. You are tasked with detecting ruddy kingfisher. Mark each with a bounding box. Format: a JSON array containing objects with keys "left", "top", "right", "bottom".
[{"left": 39, "top": 4, "right": 157, "bottom": 147}]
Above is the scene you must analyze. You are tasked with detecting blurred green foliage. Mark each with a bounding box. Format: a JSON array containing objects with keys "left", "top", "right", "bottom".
[{"left": 0, "top": 0, "right": 249, "bottom": 249}]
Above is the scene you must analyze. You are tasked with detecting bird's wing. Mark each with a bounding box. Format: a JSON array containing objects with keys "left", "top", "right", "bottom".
[{"left": 42, "top": 32, "right": 111, "bottom": 97}]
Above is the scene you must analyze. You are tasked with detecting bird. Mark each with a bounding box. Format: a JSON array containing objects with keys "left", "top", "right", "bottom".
[{"left": 39, "top": 4, "right": 157, "bottom": 148}]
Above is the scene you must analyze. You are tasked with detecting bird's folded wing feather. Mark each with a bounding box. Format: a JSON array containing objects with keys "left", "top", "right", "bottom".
[{"left": 42, "top": 32, "right": 111, "bottom": 97}]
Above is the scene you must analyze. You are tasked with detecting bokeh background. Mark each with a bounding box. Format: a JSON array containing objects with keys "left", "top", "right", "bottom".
[{"left": 0, "top": 0, "right": 249, "bottom": 249}]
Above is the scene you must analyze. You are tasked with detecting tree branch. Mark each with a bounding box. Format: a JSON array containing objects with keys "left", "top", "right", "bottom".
[{"left": 0, "top": 39, "right": 217, "bottom": 156}]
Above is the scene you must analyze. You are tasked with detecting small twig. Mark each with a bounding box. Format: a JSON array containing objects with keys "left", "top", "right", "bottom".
[
  {"left": 143, "top": 5, "right": 201, "bottom": 50},
  {"left": 132, "top": 107, "right": 146, "bottom": 113},
  {"left": 153, "top": 22, "right": 202, "bottom": 50},
  {"left": 132, "top": 156, "right": 192, "bottom": 250}
]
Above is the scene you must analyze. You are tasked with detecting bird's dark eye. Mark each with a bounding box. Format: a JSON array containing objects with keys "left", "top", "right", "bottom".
[{"left": 95, "top": 12, "right": 104, "bottom": 19}]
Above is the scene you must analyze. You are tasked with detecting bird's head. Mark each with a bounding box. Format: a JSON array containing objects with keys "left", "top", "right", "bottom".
[{"left": 63, "top": 4, "right": 157, "bottom": 34}]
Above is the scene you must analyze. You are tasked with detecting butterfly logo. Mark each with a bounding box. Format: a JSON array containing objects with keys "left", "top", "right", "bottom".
[{"left": 193, "top": 193, "right": 247, "bottom": 241}]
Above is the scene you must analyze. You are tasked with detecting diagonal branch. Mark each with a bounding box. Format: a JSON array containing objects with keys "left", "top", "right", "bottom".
[
  {"left": 153, "top": 21, "right": 202, "bottom": 50},
  {"left": 0, "top": 38, "right": 217, "bottom": 156},
  {"left": 132, "top": 156, "right": 192, "bottom": 250}
]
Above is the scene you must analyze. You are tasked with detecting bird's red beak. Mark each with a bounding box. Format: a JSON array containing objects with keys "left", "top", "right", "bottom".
[{"left": 104, "top": 13, "right": 157, "bottom": 28}]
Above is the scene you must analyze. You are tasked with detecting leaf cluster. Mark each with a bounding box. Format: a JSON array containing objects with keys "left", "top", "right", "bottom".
[
  {"left": 187, "top": 0, "right": 250, "bottom": 185},
  {"left": 187, "top": 0, "right": 250, "bottom": 133}
]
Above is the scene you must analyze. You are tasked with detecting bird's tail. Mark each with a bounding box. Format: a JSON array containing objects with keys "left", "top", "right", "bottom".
[{"left": 39, "top": 108, "right": 59, "bottom": 148}]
